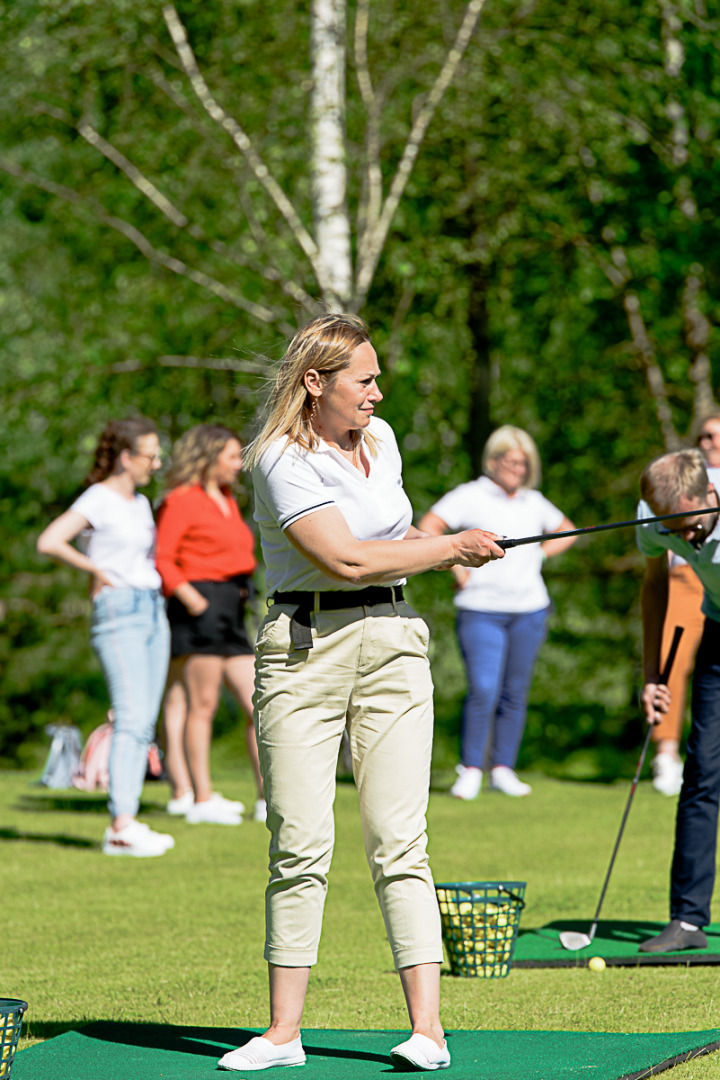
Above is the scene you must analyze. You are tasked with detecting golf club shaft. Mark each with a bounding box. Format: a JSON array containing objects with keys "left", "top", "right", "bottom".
[
  {"left": 585, "top": 625, "right": 685, "bottom": 941},
  {"left": 497, "top": 507, "right": 719, "bottom": 550}
]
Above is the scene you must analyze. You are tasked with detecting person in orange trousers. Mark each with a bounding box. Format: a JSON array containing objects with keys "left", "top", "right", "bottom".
[{"left": 653, "top": 414, "right": 720, "bottom": 795}]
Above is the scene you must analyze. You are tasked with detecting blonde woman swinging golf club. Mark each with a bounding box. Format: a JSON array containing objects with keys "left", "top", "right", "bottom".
[{"left": 216, "top": 315, "right": 505, "bottom": 1074}]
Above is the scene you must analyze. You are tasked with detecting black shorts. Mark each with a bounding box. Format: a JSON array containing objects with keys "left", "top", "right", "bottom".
[{"left": 167, "top": 576, "right": 254, "bottom": 658}]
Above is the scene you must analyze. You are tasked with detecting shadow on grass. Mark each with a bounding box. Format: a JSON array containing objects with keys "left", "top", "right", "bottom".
[
  {"left": 0, "top": 827, "right": 97, "bottom": 849},
  {"left": 16, "top": 793, "right": 165, "bottom": 815},
  {"left": 22, "top": 1020, "right": 86, "bottom": 1043},
  {"left": 33, "top": 1021, "right": 401, "bottom": 1066}
]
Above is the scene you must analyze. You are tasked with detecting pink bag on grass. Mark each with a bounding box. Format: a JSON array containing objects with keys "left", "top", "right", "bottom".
[{"left": 72, "top": 710, "right": 164, "bottom": 791}]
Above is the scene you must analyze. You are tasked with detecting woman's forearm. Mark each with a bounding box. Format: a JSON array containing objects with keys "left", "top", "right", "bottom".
[
  {"left": 37, "top": 536, "right": 98, "bottom": 577},
  {"left": 287, "top": 509, "right": 503, "bottom": 585},
  {"left": 174, "top": 581, "right": 209, "bottom": 615}
]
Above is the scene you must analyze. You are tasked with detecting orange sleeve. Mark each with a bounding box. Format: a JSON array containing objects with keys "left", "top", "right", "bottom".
[{"left": 155, "top": 490, "right": 192, "bottom": 596}]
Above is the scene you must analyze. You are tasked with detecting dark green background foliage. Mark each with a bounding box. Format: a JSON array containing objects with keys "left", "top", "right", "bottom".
[{"left": 1, "top": 0, "right": 718, "bottom": 774}]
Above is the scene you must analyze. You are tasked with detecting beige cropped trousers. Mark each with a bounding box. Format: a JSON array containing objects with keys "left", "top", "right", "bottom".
[{"left": 253, "top": 599, "right": 443, "bottom": 971}]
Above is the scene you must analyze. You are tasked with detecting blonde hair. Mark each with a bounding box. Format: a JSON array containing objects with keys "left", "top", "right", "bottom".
[
  {"left": 165, "top": 424, "right": 240, "bottom": 490},
  {"left": 482, "top": 425, "right": 541, "bottom": 489},
  {"left": 244, "top": 314, "right": 378, "bottom": 470},
  {"left": 640, "top": 449, "right": 709, "bottom": 516}
]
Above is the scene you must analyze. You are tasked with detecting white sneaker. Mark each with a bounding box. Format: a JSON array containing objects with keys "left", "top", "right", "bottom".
[
  {"left": 450, "top": 764, "right": 482, "bottom": 800},
  {"left": 186, "top": 798, "right": 242, "bottom": 825},
  {"left": 390, "top": 1033, "right": 451, "bottom": 1071},
  {"left": 218, "top": 1035, "right": 305, "bottom": 1071},
  {"left": 490, "top": 766, "right": 532, "bottom": 797},
  {"left": 254, "top": 798, "right": 268, "bottom": 822},
  {"left": 652, "top": 753, "right": 684, "bottom": 796},
  {"left": 167, "top": 790, "right": 194, "bottom": 816},
  {"left": 103, "top": 820, "right": 175, "bottom": 857},
  {"left": 211, "top": 792, "right": 245, "bottom": 814}
]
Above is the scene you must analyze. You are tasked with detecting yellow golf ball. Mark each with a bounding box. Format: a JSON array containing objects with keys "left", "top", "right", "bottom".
[{"left": 588, "top": 956, "right": 606, "bottom": 973}]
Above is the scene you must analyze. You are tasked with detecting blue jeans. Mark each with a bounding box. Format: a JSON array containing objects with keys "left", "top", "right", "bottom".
[
  {"left": 671, "top": 617, "right": 720, "bottom": 927},
  {"left": 91, "top": 588, "right": 170, "bottom": 819},
  {"left": 456, "top": 607, "right": 550, "bottom": 770}
]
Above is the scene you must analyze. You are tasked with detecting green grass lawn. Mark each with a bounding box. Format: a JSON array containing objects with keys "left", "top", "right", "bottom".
[{"left": 4, "top": 761, "right": 720, "bottom": 1077}]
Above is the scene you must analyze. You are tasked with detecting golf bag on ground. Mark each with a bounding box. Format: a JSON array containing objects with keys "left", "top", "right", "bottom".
[{"left": 39, "top": 724, "right": 83, "bottom": 789}]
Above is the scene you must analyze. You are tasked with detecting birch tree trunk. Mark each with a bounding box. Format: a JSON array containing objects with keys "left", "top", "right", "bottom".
[{"left": 310, "top": 0, "right": 353, "bottom": 310}]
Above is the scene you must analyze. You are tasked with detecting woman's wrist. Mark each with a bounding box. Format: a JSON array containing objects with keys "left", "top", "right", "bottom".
[{"left": 175, "top": 582, "right": 208, "bottom": 615}]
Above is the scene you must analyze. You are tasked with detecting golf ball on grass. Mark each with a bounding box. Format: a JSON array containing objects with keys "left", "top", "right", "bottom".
[{"left": 588, "top": 956, "right": 606, "bottom": 973}]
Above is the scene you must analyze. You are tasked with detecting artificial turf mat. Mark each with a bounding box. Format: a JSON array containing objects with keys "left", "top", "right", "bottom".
[
  {"left": 513, "top": 920, "right": 720, "bottom": 968},
  {"left": 11, "top": 1024, "right": 720, "bottom": 1079}
]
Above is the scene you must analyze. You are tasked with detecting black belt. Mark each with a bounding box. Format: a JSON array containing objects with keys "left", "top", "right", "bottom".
[{"left": 270, "top": 585, "right": 405, "bottom": 650}]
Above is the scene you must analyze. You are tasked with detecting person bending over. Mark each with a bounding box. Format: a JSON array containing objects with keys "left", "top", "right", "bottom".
[
  {"left": 216, "top": 314, "right": 504, "bottom": 1073},
  {"left": 650, "top": 412, "right": 720, "bottom": 796},
  {"left": 636, "top": 448, "right": 720, "bottom": 952}
]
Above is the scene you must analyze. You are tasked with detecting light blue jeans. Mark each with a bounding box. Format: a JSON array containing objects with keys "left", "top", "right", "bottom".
[{"left": 91, "top": 587, "right": 170, "bottom": 819}]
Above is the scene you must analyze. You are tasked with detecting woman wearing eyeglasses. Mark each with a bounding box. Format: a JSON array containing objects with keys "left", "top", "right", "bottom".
[
  {"left": 651, "top": 413, "right": 720, "bottom": 796},
  {"left": 37, "top": 417, "right": 173, "bottom": 857}
]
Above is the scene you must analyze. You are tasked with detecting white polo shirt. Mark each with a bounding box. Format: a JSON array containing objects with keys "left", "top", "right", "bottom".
[
  {"left": 70, "top": 483, "right": 162, "bottom": 591},
  {"left": 636, "top": 466, "right": 720, "bottom": 624},
  {"left": 252, "top": 416, "right": 413, "bottom": 593},
  {"left": 430, "top": 476, "right": 564, "bottom": 613}
]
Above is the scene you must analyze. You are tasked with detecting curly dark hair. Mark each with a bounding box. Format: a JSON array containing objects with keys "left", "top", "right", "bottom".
[{"left": 84, "top": 417, "right": 158, "bottom": 487}]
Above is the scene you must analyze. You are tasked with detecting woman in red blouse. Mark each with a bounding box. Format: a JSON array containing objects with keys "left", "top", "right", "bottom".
[{"left": 156, "top": 424, "right": 263, "bottom": 825}]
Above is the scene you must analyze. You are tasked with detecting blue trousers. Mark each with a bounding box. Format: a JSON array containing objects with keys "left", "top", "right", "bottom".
[
  {"left": 91, "top": 587, "right": 170, "bottom": 819},
  {"left": 456, "top": 607, "right": 550, "bottom": 770},
  {"left": 671, "top": 617, "right": 720, "bottom": 927}
]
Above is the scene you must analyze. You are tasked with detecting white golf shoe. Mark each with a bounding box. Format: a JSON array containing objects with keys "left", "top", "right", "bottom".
[
  {"left": 489, "top": 766, "right": 532, "bottom": 797},
  {"left": 390, "top": 1033, "right": 451, "bottom": 1071},
  {"left": 652, "top": 753, "right": 684, "bottom": 796},
  {"left": 450, "top": 764, "right": 482, "bottom": 800},
  {"left": 218, "top": 1035, "right": 305, "bottom": 1071}
]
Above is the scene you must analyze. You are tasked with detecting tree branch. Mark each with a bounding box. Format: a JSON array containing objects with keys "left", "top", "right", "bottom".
[
  {"left": 354, "top": 0, "right": 489, "bottom": 306},
  {"left": 31, "top": 101, "right": 190, "bottom": 227},
  {"left": 131, "top": 69, "right": 318, "bottom": 313},
  {"left": 0, "top": 157, "right": 292, "bottom": 330},
  {"left": 162, "top": 4, "right": 322, "bottom": 278},
  {"left": 683, "top": 269, "right": 717, "bottom": 422},
  {"left": 353, "top": 0, "right": 383, "bottom": 246},
  {"left": 110, "top": 354, "right": 269, "bottom": 374},
  {"left": 623, "top": 292, "right": 680, "bottom": 450}
]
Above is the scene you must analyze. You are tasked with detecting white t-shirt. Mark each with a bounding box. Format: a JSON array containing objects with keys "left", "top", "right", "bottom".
[
  {"left": 70, "top": 483, "right": 162, "bottom": 591},
  {"left": 636, "top": 466, "right": 720, "bottom": 624},
  {"left": 253, "top": 416, "right": 413, "bottom": 593},
  {"left": 431, "top": 476, "right": 564, "bottom": 613}
]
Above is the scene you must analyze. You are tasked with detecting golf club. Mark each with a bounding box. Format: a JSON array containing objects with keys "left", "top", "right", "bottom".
[
  {"left": 497, "top": 506, "right": 719, "bottom": 550},
  {"left": 558, "top": 624, "right": 685, "bottom": 952}
]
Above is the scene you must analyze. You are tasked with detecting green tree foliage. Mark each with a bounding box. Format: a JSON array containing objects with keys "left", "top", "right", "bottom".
[{"left": 1, "top": 0, "right": 719, "bottom": 775}]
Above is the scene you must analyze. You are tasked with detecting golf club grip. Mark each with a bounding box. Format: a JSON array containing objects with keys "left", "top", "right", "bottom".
[{"left": 659, "top": 625, "right": 684, "bottom": 687}]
